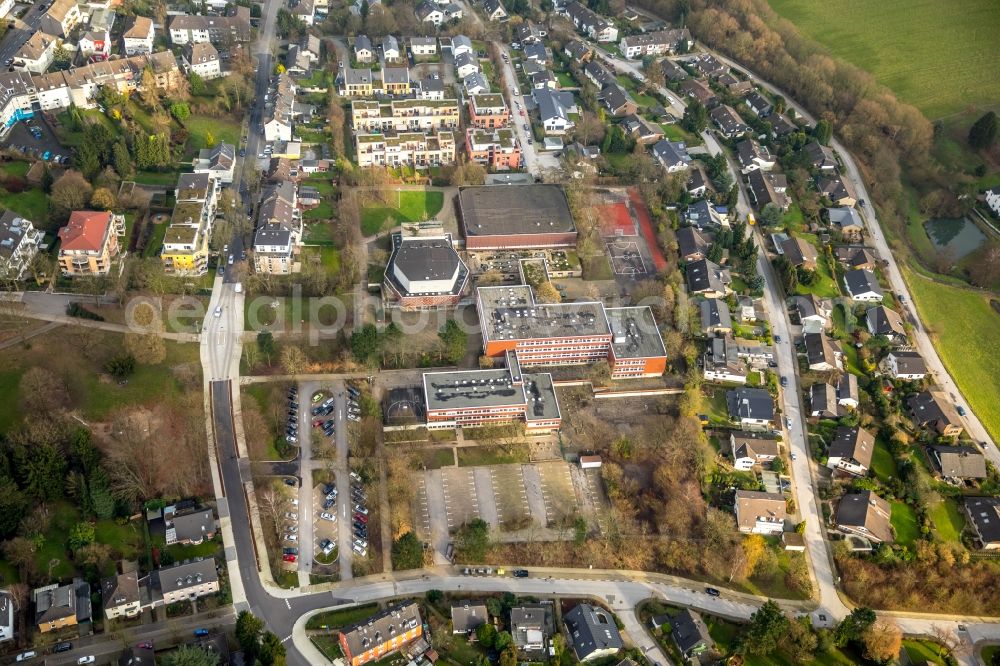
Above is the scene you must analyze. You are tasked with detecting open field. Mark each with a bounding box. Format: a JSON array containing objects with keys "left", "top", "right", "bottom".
[
  {"left": 767, "top": 0, "right": 1000, "bottom": 118},
  {"left": 905, "top": 270, "right": 1000, "bottom": 444},
  {"left": 361, "top": 190, "right": 445, "bottom": 236}
]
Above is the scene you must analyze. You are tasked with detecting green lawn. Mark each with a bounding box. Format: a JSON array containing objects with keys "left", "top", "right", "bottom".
[
  {"left": 134, "top": 170, "right": 181, "bottom": 186},
  {"left": 306, "top": 603, "right": 379, "bottom": 630},
  {"left": 416, "top": 448, "right": 455, "bottom": 469},
  {"left": 766, "top": 0, "right": 1000, "bottom": 118},
  {"left": 144, "top": 219, "right": 169, "bottom": 258},
  {"left": 360, "top": 190, "right": 445, "bottom": 236},
  {"left": 311, "top": 634, "right": 343, "bottom": 662},
  {"left": 582, "top": 254, "right": 613, "bottom": 280},
  {"left": 903, "top": 639, "right": 948, "bottom": 665},
  {"left": 704, "top": 612, "right": 858, "bottom": 665},
  {"left": 905, "top": 269, "right": 1000, "bottom": 444},
  {"left": 982, "top": 646, "right": 1000, "bottom": 664},
  {"left": 556, "top": 71, "right": 576, "bottom": 88},
  {"left": 457, "top": 444, "right": 531, "bottom": 467},
  {"left": 890, "top": 501, "right": 920, "bottom": 546},
  {"left": 304, "top": 200, "right": 334, "bottom": 220},
  {"left": 928, "top": 496, "right": 965, "bottom": 544},
  {"left": 184, "top": 115, "right": 241, "bottom": 155},
  {"left": 303, "top": 222, "right": 335, "bottom": 245},
  {"left": 34, "top": 502, "right": 145, "bottom": 580},
  {"left": 870, "top": 439, "right": 898, "bottom": 482},
  {"left": 0, "top": 185, "right": 48, "bottom": 222}
]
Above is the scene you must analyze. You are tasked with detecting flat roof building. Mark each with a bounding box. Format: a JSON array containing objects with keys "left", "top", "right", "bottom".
[
  {"left": 459, "top": 185, "right": 577, "bottom": 249},
  {"left": 383, "top": 233, "right": 469, "bottom": 309}
]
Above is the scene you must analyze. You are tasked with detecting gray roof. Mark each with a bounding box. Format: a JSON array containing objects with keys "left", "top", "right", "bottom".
[
  {"left": 730, "top": 432, "right": 779, "bottom": 460},
  {"left": 888, "top": 351, "right": 926, "bottom": 376},
  {"left": 810, "top": 383, "right": 838, "bottom": 417},
  {"left": 804, "top": 331, "right": 838, "bottom": 369},
  {"left": 341, "top": 602, "right": 422, "bottom": 659},
  {"left": 685, "top": 258, "right": 730, "bottom": 294},
  {"left": 838, "top": 372, "right": 859, "bottom": 405},
  {"left": 102, "top": 571, "right": 140, "bottom": 612},
  {"left": 932, "top": 446, "right": 986, "bottom": 479},
  {"left": 965, "top": 496, "right": 1000, "bottom": 545},
  {"left": 866, "top": 305, "right": 905, "bottom": 338},
  {"left": 780, "top": 236, "right": 817, "bottom": 267},
  {"left": 451, "top": 601, "right": 488, "bottom": 633},
  {"left": 677, "top": 226, "right": 708, "bottom": 260},
  {"left": 606, "top": 306, "right": 666, "bottom": 360},
  {"left": 598, "top": 83, "right": 634, "bottom": 113},
  {"left": 166, "top": 509, "right": 215, "bottom": 544},
  {"left": 535, "top": 88, "right": 575, "bottom": 123},
  {"left": 0, "top": 210, "right": 35, "bottom": 261},
  {"left": 726, "top": 387, "right": 774, "bottom": 421},
  {"left": 463, "top": 71, "right": 489, "bottom": 92},
  {"left": 837, "top": 491, "right": 893, "bottom": 543},
  {"left": 459, "top": 184, "right": 575, "bottom": 238},
  {"left": 153, "top": 558, "right": 218, "bottom": 594},
  {"left": 478, "top": 285, "right": 607, "bottom": 343},
  {"left": 710, "top": 104, "right": 749, "bottom": 136},
  {"left": 381, "top": 66, "right": 409, "bottom": 84},
  {"left": 699, "top": 298, "right": 732, "bottom": 332},
  {"left": 651, "top": 139, "right": 690, "bottom": 168},
  {"left": 745, "top": 90, "right": 772, "bottom": 115},
  {"left": 34, "top": 581, "right": 81, "bottom": 625},
  {"left": 564, "top": 604, "right": 623, "bottom": 661},
  {"left": 524, "top": 42, "right": 547, "bottom": 61},
  {"left": 705, "top": 335, "right": 743, "bottom": 377},
  {"left": 817, "top": 173, "right": 856, "bottom": 202},
  {"left": 829, "top": 426, "right": 874, "bottom": 468},
  {"left": 844, "top": 269, "right": 883, "bottom": 298},
  {"left": 805, "top": 141, "right": 837, "bottom": 169},
  {"left": 344, "top": 66, "right": 373, "bottom": 85},
  {"left": 423, "top": 367, "right": 560, "bottom": 421},
  {"left": 510, "top": 604, "right": 553, "bottom": 645},
  {"left": 827, "top": 206, "right": 864, "bottom": 231},
  {"left": 386, "top": 233, "right": 467, "bottom": 296},
  {"left": 355, "top": 34, "right": 372, "bottom": 51},
  {"left": 455, "top": 51, "right": 478, "bottom": 71},
  {"left": 670, "top": 609, "right": 712, "bottom": 656},
  {"left": 908, "top": 390, "right": 961, "bottom": 430},
  {"left": 736, "top": 139, "right": 770, "bottom": 168}
]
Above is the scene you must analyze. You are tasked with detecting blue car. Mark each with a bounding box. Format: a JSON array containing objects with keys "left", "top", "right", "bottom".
[
  {"left": 194, "top": 628, "right": 210, "bottom": 637},
  {"left": 42, "top": 151, "right": 51, "bottom": 160}
]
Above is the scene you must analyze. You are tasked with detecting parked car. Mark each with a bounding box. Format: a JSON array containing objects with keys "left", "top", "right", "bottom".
[
  {"left": 355, "top": 504, "right": 369, "bottom": 515},
  {"left": 283, "top": 478, "right": 297, "bottom": 487},
  {"left": 15, "top": 651, "right": 37, "bottom": 662},
  {"left": 512, "top": 569, "right": 529, "bottom": 578},
  {"left": 284, "top": 534, "right": 297, "bottom": 542},
  {"left": 322, "top": 498, "right": 335, "bottom": 510},
  {"left": 780, "top": 376, "right": 788, "bottom": 387},
  {"left": 77, "top": 657, "right": 95, "bottom": 665},
  {"left": 320, "top": 512, "right": 336, "bottom": 521},
  {"left": 354, "top": 513, "right": 368, "bottom": 524},
  {"left": 194, "top": 628, "right": 210, "bottom": 637},
  {"left": 282, "top": 553, "right": 297, "bottom": 562},
  {"left": 957, "top": 405, "right": 967, "bottom": 416},
  {"left": 705, "top": 587, "right": 721, "bottom": 597},
  {"left": 283, "top": 547, "right": 298, "bottom": 555},
  {"left": 54, "top": 643, "right": 73, "bottom": 653}
]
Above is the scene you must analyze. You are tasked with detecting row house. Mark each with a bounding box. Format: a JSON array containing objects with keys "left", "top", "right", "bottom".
[
  {"left": 252, "top": 180, "right": 302, "bottom": 275},
  {"left": 355, "top": 130, "right": 457, "bottom": 168},
  {"left": 351, "top": 98, "right": 460, "bottom": 133},
  {"left": 619, "top": 28, "right": 691, "bottom": 59},
  {"left": 168, "top": 7, "right": 251, "bottom": 45}
]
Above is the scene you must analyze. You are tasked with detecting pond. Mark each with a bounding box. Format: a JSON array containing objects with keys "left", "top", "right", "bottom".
[{"left": 923, "top": 217, "right": 986, "bottom": 260}]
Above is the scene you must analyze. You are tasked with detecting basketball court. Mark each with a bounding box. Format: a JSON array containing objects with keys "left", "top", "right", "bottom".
[{"left": 606, "top": 240, "right": 648, "bottom": 276}]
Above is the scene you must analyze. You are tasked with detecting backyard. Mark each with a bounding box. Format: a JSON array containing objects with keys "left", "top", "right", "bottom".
[
  {"left": 360, "top": 190, "right": 445, "bottom": 236},
  {"left": 890, "top": 500, "right": 920, "bottom": 547}
]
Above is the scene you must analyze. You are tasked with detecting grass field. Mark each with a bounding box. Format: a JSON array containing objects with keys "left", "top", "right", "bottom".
[
  {"left": 870, "top": 440, "right": 898, "bottom": 483},
  {"left": 457, "top": 444, "right": 531, "bottom": 467},
  {"left": 928, "top": 496, "right": 965, "bottom": 544},
  {"left": 0, "top": 184, "right": 48, "bottom": 222},
  {"left": 360, "top": 190, "right": 445, "bottom": 236},
  {"left": 905, "top": 270, "right": 1000, "bottom": 444},
  {"left": 766, "top": 0, "right": 1000, "bottom": 118},
  {"left": 903, "top": 639, "right": 948, "bottom": 665},
  {"left": 890, "top": 501, "right": 920, "bottom": 546},
  {"left": 306, "top": 603, "right": 379, "bottom": 630},
  {"left": 183, "top": 115, "right": 242, "bottom": 156}
]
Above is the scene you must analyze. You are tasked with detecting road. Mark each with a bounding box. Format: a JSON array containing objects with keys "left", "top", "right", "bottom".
[
  {"left": 495, "top": 45, "right": 541, "bottom": 176},
  {"left": 0, "top": 2, "right": 46, "bottom": 67},
  {"left": 704, "top": 49, "right": 997, "bottom": 457}
]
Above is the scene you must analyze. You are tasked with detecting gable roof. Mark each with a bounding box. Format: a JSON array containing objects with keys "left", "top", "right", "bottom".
[
  {"left": 670, "top": 609, "right": 713, "bottom": 655},
  {"left": 837, "top": 373, "right": 859, "bottom": 406},
  {"left": 837, "top": 491, "right": 893, "bottom": 543},
  {"left": 810, "top": 383, "right": 838, "bottom": 417},
  {"left": 651, "top": 139, "right": 690, "bottom": 168},
  {"left": 726, "top": 387, "right": 774, "bottom": 421},
  {"left": 451, "top": 601, "right": 489, "bottom": 633},
  {"left": 866, "top": 305, "right": 905, "bottom": 338},
  {"left": 803, "top": 331, "right": 839, "bottom": 369},
  {"left": 932, "top": 445, "right": 986, "bottom": 479},
  {"left": 888, "top": 351, "right": 927, "bottom": 376},
  {"left": 908, "top": 390, "right": 961, "bottom": 429},
  {"left": 564, "top": 604, "right": 623, "bottom": 660},
  {"left": 101, "top": 571, "right": 140, "bottom": 611},
  {"left": 597, "top": 83, "right": 635, "bottom": 113},
  {"left": 685, "top": 258, "right": 730, "bottom": 294},
  {"left": 699, "top": 297, "right": 731, "bottom": 332},
  {"left": 123, "top": 15, "right": 154, "bottom": 39},
  {"left": 829, "top": 426, "right": 874, "bottom": 468},
  {"left": 827, "top": 206, "right": 864, "bottom": 231},
  {"left": 965, "top": 496, "right": 1000, "bottom": 545},
  {"left": 734, "top": 490, "right": 786, "bottom": 531},
  {"left": 805, "top": 141, "right": 836, "bottom": 169},
  {"left": 730, "top": 433, "right": 779, "bottom": 460},
  {"left": 844, "top": 269, "right": 883, "bottom": 299},
  {"left": 780, "top": 236, "right": 817, "bottom": 267}
]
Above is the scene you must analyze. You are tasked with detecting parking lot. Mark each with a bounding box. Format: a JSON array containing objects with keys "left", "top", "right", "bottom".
[
  {"left": 537, "top": 461, "right": 577, "bottom": 526},
  {"left": 311, "top": 484, "right": 339, "bottom": 570},
  {"left": 439, "top": 467, "right": 481, "bottom": 529},
  {"left": 1, "top": 116, "right": 70, "bottom": 164}
]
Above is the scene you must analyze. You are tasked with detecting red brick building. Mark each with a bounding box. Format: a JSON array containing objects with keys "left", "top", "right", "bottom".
[
  {"left": 468, "top": 93, "right": 510, "bottom": 129},
  {"left": 465, "top": 128, "right": 522, "bottom": 170},
  {"left": 459, "top": 185, "right": 577, "bottom": 250},
  {"left": 339, "top": 602, "right": 424, "bottom": 666},
  {"left": 383, "top": 233, "right": 468, "bottom": 309}
]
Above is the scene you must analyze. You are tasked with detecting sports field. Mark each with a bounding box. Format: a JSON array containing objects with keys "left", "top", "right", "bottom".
[
  {"left": 767, "top": 0, "right": 1000, "bottom": 118},
  {"left": 906, "top": 270, "right": 1000, "bottom": 444}
]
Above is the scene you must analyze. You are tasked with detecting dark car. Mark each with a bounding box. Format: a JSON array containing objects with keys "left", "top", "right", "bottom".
[
  {"left": 311, "top": 405, "right": 324, "bottom": 416},
  {"left": 705, "top": 587, "right": 721, "bottom": 597},
  {"left": 283, "top": 478, "right": 297, "bottom": 487},
  {"left": 136, "top": 642, "right": 153, "bottom": 650},
  {"left": 239, "top": 148, "right": 246, "bottom": 157},
  {"left": 780, "top": 376, "right": 788, "bottom": 388},
  {"left": 512, "top": 569, "right": 529, "bottom": 578},
  {"left": 354, "top": 513, "right": 368, "bottom": 524},
  {"left": 322, "top": 498, "right": 335, "bottom": 510},
  {"left": 54, "top": 643, "right": 73, "bottom": 653},
  {"left": 282, "top": 547, "right": 298, "bottom": 555}
]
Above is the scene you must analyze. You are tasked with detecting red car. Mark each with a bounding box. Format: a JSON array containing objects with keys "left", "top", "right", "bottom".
[
  {"left": 282, "top": 554, "right": 297, "bottom": 563},
  {"left": 136, "top": 643, "right": 154, "bottom": 650},
  {"left": 520, "top": 109, "right": 526, "bottom": 117},
  {"left": 354, "top": 513, "right": 369, "bottom": 524}
]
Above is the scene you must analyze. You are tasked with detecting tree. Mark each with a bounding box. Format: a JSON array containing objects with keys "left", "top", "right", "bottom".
[
  {"left": 90, "top": 187, "right": 116, "bottom": 210},
  {"left": 780, "top": 618, "right": 818, "bottom": 662},
  {"left": 438, "top": 319, "right": 467, "bottom": 365},
  {"left": 0, "top": 478, "right": 27, "bottom": 539},
  {"left": 813, "top": 119, "right": 832, "bottom": 145},
  {"left": 170, "top": 102, "right": 191, "bottom": 121},
  {"left": 455, "top": 518, "right": 490, "bottom": 562},
  {"left": 350, "top": 323, "right": 380, "bottom": 365},
  {"left": 104, "top": 353, "right": 135, "bottom": 380},
  {"left": 236, "top": 610, "right": 265, "bottom": 663},
  {"left": 759, "top": 203, "right": 783, "bottom": 227},
  {"left": 968, "top": 111, "right": 997, "bottom": 150},
  {"left": 494, "top": 631, "right": 513, "bottom": 652},
  {"left": 189, "top": 72, "right": 207, "bottom": 96},
  {"left": 51, "top": 170, "right": 94, "bottom": 214},
  {"left": 280, "top": 345, "right": 308, "bottom": 375},
  {"left": 535, "top": 281, "right": 561, "bottom": 303},
  {"left": 125, "top": 331, "right": 166, "bottom": 365},
  {"left": 162, "top": 646, "right": 220, "bottom": 666},
  {"left": 19, "top": 366, "right": 69, "bottom": 415},
  {"left": 391, "top": 531, "right": 423, "bottom": 570},
  {"left": 739, "top": 601, "right": 788, "bottom": 655},
  {"left": 861, "top": 620, "right": 902, "bottom": 664},
  {"left": 834, "top": 607, "right": 877, "bottom": 646},
  {"left": 257, "top": 331, "right": 276, "bottom": 365},
  {"left": 644, "top": 58, "right": 665, "bottom": 88},
  {"left": 681, "top": 99, "right": 708, "bottom": 133},
  {"left": 68, "top": 521, "right": 96, "bottom": 551},
  {"left": 475, "top": 622, "right": 497, "bottom": 648},
  {"left": 257, "top": 630, "right": 286, "bottom": 666}
]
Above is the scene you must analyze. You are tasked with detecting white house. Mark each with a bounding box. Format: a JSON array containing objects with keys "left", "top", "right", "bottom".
[
  {"left": 651, "top": 139, "right": 691, "bottom": 173},
  {"left": 483, "top": 0, "right": 507, "bottom": 21},
  {"left": 534, "top": 88, "right": 576, "bottom": 135},
  {"left": 455, "top": 51, "right": 479, "bottom": 78},
  {"left": 734, "top": 490, "right": 786, "bottom": 535},
  {"left": 79, "top": 29, "right": 111, "bottom": 58},
  {"left": 883, "top": 351, "right": 928, "bottom": 381},
  {"left": 416, "top": 1, "right": 445, "bottom": 26},
  {"left": 451, "top": 35, "right": 473, "bottom": 57},
  {"left": 354, "top": 35, "right": 374, "bottom": 62},
  {"left": 183, "top": 42, "right": 222, "bottom": 80},
  {"left": 264, "top": 116, "right": 292, "bottom": 143},
  {"left": 0, "top": 0, "right": 15, "bottom": 20},
  {"left": 843, "top": 269, "right": 884, "bottom": 302},
  {"left": 730, "top": 433, "right": 779, "bottom": 471},
  {"left": 827, "top": 426, "right": 874, "bottom": 477},
  {"left": 0, "top": 211, "right": 42, "bottom": 280},
  {"left": 382, "top": 35, "right": 402, "bottom": 62},
  {"left": 985, "top": 186, "right": 1000, "bottom": 216},
  {"left": 736, "top": 139, "right": 774, "bottom": 174},
  {"left": 410, "top": 37, "right": 437, "bottom": 56},
  {"left": 122, "top": 16, "right": 155, "bottom": 55},
  {"left": 193, "top": 142, "right": 236, "bottom": 184},
  {"left": 13, "top": 31, "right": 56, "bottom": 73},
  {"left": 703, "top": 335, "right": 747, "bottom": 384}
]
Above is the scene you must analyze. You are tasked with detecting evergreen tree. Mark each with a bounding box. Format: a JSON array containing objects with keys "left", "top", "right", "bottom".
[{"left": 968, "top": 111, "right": 997, "bottom": 150}]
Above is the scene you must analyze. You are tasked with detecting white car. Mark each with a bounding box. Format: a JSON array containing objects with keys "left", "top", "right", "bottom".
[
  {"left": 786, "top": 417, "right": 793, "bottom": 428},
  {"left": 322, "top": 541, "right": 336, "bottom": 555},
  {"left": 214, "top": 306, "right": 222, "bottom": 317},
  {"left": 320, "top": 512, "right": 336, "bottom": 522},
  {"left": 78, "top": 658, "right": 95, "bottom": 665},
  {"left": 15, "top": 652, "right": 37, "bottom": 662},
  {"left": 284, "top": 512, "right": 297, "bottom": 520},
  {"left": 284, "top": 534, "right": 298, "bottom": 542},
  {"left": 287, "top": 524, "right": 298, "bottom": 533},
  {"left": 354, "top": 504, "right": 368, "bottom": 515},
  {"left": 227, "top": 254, "right": 234, "bottom": 265},
  {"left": 353, "top": 543, "right": 367, "bottom": 556}
]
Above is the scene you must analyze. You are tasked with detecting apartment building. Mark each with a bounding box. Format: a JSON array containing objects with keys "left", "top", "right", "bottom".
[
  {"left": 339, "top": 603, "right": 424, "bottom": 666},
  {"left": 468, "top": 93, "right": 510, "bottom": 128},
  {"left": 619, "top": 28, "right": 691, "bottom": 58},
  {"left": 150, "top": 559, "right": 219, "bottom": 606},
  {"left": 351, "top": 98, "right": 460, "bottom": 133},
  {"left": 564, "top": 1, "right": 618, "bottom": 42},
  {"left": 356, "top": 130, "right": 456, "bottom": 169},
  {"left": 160, "top": 173, "right": 217, "bottom": 276},
  {"left": 57, "top": 210, "right": 124, "bottom": 276},
  {"left": 13, "top": 31, "right": 56, "bottom": 73},
  {"left": 183, "top": 42, "right": 222, "bottom": 80},
  {"left": 168, "top": 7, "right": 251, "bottom": 45},
  {"left": 122, "top": 16, "right": 155, "bottom": 55},
  {"left": 39, "top": 0, "right": 81, "bottom": 37},
  {"left": 0, "top": 210, "right": 42, "bottom": 280},
  {"left": 465, "top": 127, "right": 520, "bottom": 170},
  {"left": 252, "top": 180, "right": 301, "bottom": 274}
]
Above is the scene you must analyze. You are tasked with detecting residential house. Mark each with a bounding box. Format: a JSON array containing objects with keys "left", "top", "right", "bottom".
[
  {"left": 882, "top": 351, "right": 928, "bottom": 381},
  {"left": 351, "top": 98, "right": 459, "bottom": 133},
  {"left": 836, "top": 491, "right": 893, "bottom": 544},
  {"left": 803, "top": 332, "right": 841, "bottom": 371},
  {"left": 621, "top": 113, "right": 663, "bottom": 144},
  {"left": 817, "top": 173, "right": 857, "bottom": 207},
  {"left": 483, "top": 0, "right": 507, "bottom": 21},
  {"left": 339, "top": 67, "right": 374, "bottom": 97},
  {"left": 690, "top": 53, "right": 726, "bottom": 78},
  {"left": 834, "top": 245, "right": 877, "bottom": 271},
  {"left": 13, "top": 31, "right": 56, "bottom": 73},
  {"left": 34, "top": 580, "right": 90, "bottom": 633},
  {"left": 662, "top": 59, "right": 688, "bottom": 82},
  {"left": 734, "top": 490, "right": 786, "bottom": 534},
  {"left": 805, "top": 141, "right": 837, "bottom": 171},
  {"left": 380, "top": 66, "right": 411, "bottom": 96},
  {"left": 455, "top": 51, "right": 480, "bottom": 78},
  {"left": 510, "top": 604, "right": 553, "bottom": 653},
  {"left": 843, "top": 269, "right": 883, "bottom": 302},
  {"left": 58, "top": 210, "right": 124, "bottom": 276},
  {"left": 597, "top": 83, "right": 636, "bottom": 117},
  {"left": 809, "top": 383, "right": 839, "bottom": 419},
  {"left": 151, "top": 558, "right": 219, "bottom": 606},
  {"left": 463, "top": 72, "right": 490, "bottom": 95},
  {"left": 746, "top": 170, "right": 790, "bottom": 211},
  {"left": 563, "top": 39, "right": 592, "bottom": 63},
  {"left": 183, "top": 42, "right": 222, "bottom": 80},
  {"left": 726, "top": 387, "right": 774, "bottom": 429},
  {"left": 651, "top": 139, "right": 690, "bottom": 172},
  {"left": 780, "top": 236, "right": 818, "bottom": 270},
  {"left": 744, "top": 90, "right": 772, "bottom": 117},
  {"left": 466, "top": 128, "right": 520, "bottom": 170},
  {"left": 679, "top": 78, "right": 716, "bottom": 107},
  {"left": 528, "top": 69, "right": 556, "bottom": 90},
  {"left": 964, "top": 497, "right": 1000, "bottom": 549},
  {"left": 193, "top": 142, "right": 236, "bottom": 184},
  {"left": 515, "top": 22, "right": 546, "bottom": 45},
  {"left": 416, "top": 2, "right": 446, "bottom": 25},
  {"left": 122, "top": 16, "right": 155, "bottom": 55},
  {"left": 736, "top": 139, "right": 774, "bottom": 173},
  {"left": 563, "top": 603, "right": 623, "bottom": 662},
  {"left": 909, "top": 390, "right": 963, "bottom": 437},
  {"left": 734, "top": 339, "right": 775, "bottom": 366},
  {"left": 0, "top": 0, "right": 13, "bottom": 20},
  {"left": 39, "top": 0, "right": 82, "bottom": 37},
  {"left": 670, "top": 609, "right": 714, "bottom": 659},
  {"left": 679, "top": 226, "right": 709, "bottom": 263},
  {"left": 703, "top": 335, "right": 747, "bottom": 384},
  {"left": 289, "top": 0, "right": 315, "bottom": 25},
  {"left": 710, "top": 105, "right": 750, "bottom": 139},
  {"left": 0, "top": 210, "right": 42, "bottom": 280},
  {"left": 686, "top": 168, "right": 708, "bottom": 197},
  {"left": 101, "top": 571, "right": 141, "bottom": 620},
  {"left": 165, "top": 507, "right": 216, "bottom": 545},
  {"left": 339, "top": 602, "right": 423, "bottom": 666},
  {"left": 827, "top": 426, "right": 874, "bottom": 476},
  {"left": 410, "top": 37, "right": 437, "bottom": 55},
  {"left": 737, "top": 296, "right": 756, "bottom": 322},
  {"left": 866, "top": 305, "right": 906, "bottom": 341},
  {"left": 468, "top": 93, "right": 509, "bottom": 128},
  {"left": 534, "top": 88, "right": 576, "bottom": 135},
  {"left": 619, "top": 28, "right": 691, "bottom": 59},
  {"left": 451, "top": 601, "right": 488, "bottom": 634},
  {"left": 685, "top": 258, "right": 730, "bottom": 297},
  {"left": 564, "top": 1, "right": 618, "bottom": 42},
  {"left": 0, "top": 590, "right": 12, "bottom": 644},
  {"left": 253, "top": 180, "right": 303, "bottom": 274},
  {"left": 838, "top": 373, "right": 859, "bottom": 409},
  {"left": 931, "top": 445, "right": 987, "bottom": 482},
  {"left": 827, "top": 206, "right": 865, "bottom": 239},
  {"left": 583, "top": 60, "right": 616, "bottom": 88},
  {"left": 382, "top": 35, "right": 402, "bottom": 63},
  {"left": 451, "top": 35, "right": 473, "bottom": 57},
  {"left": 354, "top": 35, "right": 374, "bottom": 62},
  {"left": 730, "top": 432, "right": 779, "bottom": 471},
  {"left": 417, "top": 74, "right": 447, "bottom": 99},
  {"left": 168, "top": 7, "right": 252, "bottom": 45}
]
